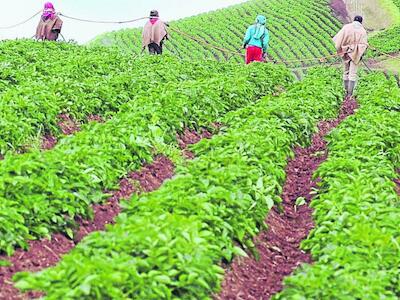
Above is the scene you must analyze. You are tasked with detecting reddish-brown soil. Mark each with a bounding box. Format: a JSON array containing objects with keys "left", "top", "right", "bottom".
[
  {"left": 40, "top": 115, "right": 104, "bottom": 151},
  {"left": 87, "top": 114, "right": 105, "bottom": 123},
  {"left": 0, "top": 156, "right": 174, "bottom": 300},
  {"left": 330, "top": 0, "right": 350, "bottom": 23},
  {"left": 219, "top": 97, "right": 358, "bottom": 300},
  {"left": 40, "top": 135, "right": 58, "bottom": 150},
  {"left": 177, "top": 128, "right": 213, "bottom": 159},
  {"left": 0, "top": 128, "right": 211, "bottom": 300},
  {"left": 177, "top": 128, "right": 213, "bottom": 149},
  {"left": 57, "top": 114, "right": 81, "bottom": 135},
  {"left": 0, "top": 155, "right": 174, "bottom": 298},
  {"left": 74, "top": 155, "right": 175, "bottom": 243}
]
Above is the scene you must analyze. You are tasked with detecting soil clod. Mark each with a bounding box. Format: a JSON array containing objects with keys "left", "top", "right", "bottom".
[
  {"left": 41, "top": 135, "right": 58, "bottom": 150},
  {"left": 57, "top": 114, "right": 81, "bottom": 135}
]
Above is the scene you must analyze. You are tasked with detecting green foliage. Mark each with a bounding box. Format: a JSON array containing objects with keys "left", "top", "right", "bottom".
[
  {"left": 367, "top": 0, "right": 400, "bottom": 56},
  {"left": 14, "top": 68, "right": 344, "bottom": 299},
  {"left": 0, "top": 51, "right": 293, "bottom": 255},
  {"left": 275, "top": 73, "right": 400, "bottom": 299},
  {"left": 0, "top": 40, "right": 125, "bottom": 154},
  {"left": 91, "top": 0, "right": 341, "bottom": 67},
  {"left": 368, "top": 25, "right": 400, "bottom": 55},
  {"left": 0, "top": 259, "right": 11, "bottom": 267},
  {"left": 0, "top": 40, "right": 253, "bottom": 155}
]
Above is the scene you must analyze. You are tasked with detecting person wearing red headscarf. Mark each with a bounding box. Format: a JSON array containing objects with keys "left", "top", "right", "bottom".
[
  {"left": 142, "top": 10, "right": 169, "bottom": 55},
  {"left": 36, "top": 2, "right": 63, "bottom": 41}
]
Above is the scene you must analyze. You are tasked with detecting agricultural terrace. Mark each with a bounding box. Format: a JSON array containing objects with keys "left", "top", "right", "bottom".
[
  {"left": 367, "top": 0, "right": 400, "bottom": 60},
  {"left": 92, "top": 0, "right": 343, "bottom": 67},
  {"left": 0, "top": 0, "right": 399, "bottom": 299},
  {"left": 92, "top": 0, "right": 400, "bottom": 70}
]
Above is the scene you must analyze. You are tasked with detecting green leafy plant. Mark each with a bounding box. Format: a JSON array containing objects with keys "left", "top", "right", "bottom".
[
  {"left": 0, "top": 259, "right": 11, "bottom": 267},
  {"left": 91, "top": 0, "right": 341, "bottom": 68},
  {"left": 13, "top": 68, "right": 344, "bottom": 299},
  {"left": 275, "top": 72, "right": 400, "bottom": 299},
  {"left": 368, "top": 25, "right": 400, "bottom": 56},
  {"left": 295, "top": 197, "right": 306, "bottom": 206},
  {"left": 0, "top": 50, "right": 293, "bottom": 255},
  {"left": 1, "top": 40, "right": 267, "bottom": 155}
]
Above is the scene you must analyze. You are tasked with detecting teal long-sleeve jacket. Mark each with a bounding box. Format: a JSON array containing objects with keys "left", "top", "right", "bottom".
[{"left": 243, "top": 25, "right": 270, "bottom": 53}]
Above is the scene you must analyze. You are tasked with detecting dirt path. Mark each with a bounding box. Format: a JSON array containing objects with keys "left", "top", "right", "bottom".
[
  {"left": 344, "top": 0, "right": 398, "bottom": 31},
  {"left": 330, "top": 0, "right": 350, "bottom": 23},
  {"left": 218, "top": 96, "right": 358, "bottom": 300},
  {"left": 0, "top": 129, "right": 211, "bottom": 300}
]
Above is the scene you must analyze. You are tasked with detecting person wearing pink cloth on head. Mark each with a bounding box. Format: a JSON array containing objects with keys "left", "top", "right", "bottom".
[
  {"left": 142, "top": 10, "right": 169, "bottom": 55},
  {"left": 36, "top": 2, "right": 63, "bottom": 41}
]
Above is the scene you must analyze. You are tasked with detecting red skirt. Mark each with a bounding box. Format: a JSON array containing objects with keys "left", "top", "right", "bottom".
[{"left": 246, "top": 46, "right": 263, "bottom": 64}]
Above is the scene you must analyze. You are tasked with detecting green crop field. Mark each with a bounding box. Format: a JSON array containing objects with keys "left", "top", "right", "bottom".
[
  {"left": 92, "top": 0, "right": 400, "bottom": 66},
  {"left": 91, "top": 0, "right": 342, "bottom": 67},
  {"left": 0, "top": 0, "right": 399, "bottom": 299},
  {"left": 368, "top": 0, "right": 400, "bottom": 55},
  {"left": 0, "top": 40, "right": 290, "bottom": 156},
  {"left": 275, "top": 72, "right": 400, "bottom": 300},
  {"left": 0, "top": 40, "right": 293, "bottom": 255}
]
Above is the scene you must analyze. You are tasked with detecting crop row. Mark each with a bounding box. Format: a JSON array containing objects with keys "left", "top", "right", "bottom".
[
  {"left": 0, "top": 60, "right": 293, "bottom": 255},
  {"left": 367, "top": 0, "right": 400, "bottom": 56},
  {"left": 0, "top": 40, "right": 247, "bottom": 155},
  {"left": 275, "top": 72, "right": 400, "bottom": 298},
  {"left": 14, "top": 68, "right": 344, "bottom": 299},
  {"left": 368, "top": 25, "right": 400, "bottom": 56},
  {"left": 91, "top": 0, "right": 341, "bottom": 67}
]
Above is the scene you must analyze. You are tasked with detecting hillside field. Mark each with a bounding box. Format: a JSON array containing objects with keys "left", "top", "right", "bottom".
[{"left": 0, "top": 0, "right": 399, "bottom": 299}]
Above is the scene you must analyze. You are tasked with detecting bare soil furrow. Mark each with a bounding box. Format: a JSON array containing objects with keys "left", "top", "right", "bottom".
[
  {"left": 219, "top": 96, "right": 358, "bottom": 300},
  {"left": 0, "top": 128, "right": 212, "bottom": 299}
]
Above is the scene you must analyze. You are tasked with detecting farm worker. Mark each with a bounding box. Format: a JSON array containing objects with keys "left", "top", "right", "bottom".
[
  {"left": 333, "top": 15, "right": 368, "bottom": 97},
  {"left": 243, "top": 15, "right": 270, "bottom": 64},
  {"left": 142, "top": 10, "right": 169, "bottom": 55},
  {"left": 36, "top": 2, "right": 63, "bottom": 41}
]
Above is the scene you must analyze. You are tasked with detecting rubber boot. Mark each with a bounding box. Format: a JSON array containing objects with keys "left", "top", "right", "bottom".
[
  {"left": 344, "top": 80, "right": 349, "bottom": 95},
  {"left": 344, "top": 80, "right": 349, "bottom": 98},
  {"left": 348, "top": 80, "right": 356, "bottom": 97}
]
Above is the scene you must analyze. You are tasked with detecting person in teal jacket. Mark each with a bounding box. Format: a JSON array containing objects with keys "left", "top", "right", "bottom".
[{"left": 243, "top": 15, "right": 270, "bottom": 64}]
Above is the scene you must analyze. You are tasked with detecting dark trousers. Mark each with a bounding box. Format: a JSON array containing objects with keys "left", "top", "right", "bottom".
[{"left": 148, "top": 42, "right": 163, "bottom": 55}]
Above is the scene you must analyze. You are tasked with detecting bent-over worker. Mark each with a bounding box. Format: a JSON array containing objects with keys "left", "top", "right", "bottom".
[
  {"left": 333, "top": 15, "right": 368, "bottom": 97},
  {"left": 142, "top": 10, "right": 169, "bottom": 55},
  {"left": 243, "top": 15, "right": 270, "bottom": 64},
  {"left": 36, "top": 2, "right": 63, "bottom": 41}
]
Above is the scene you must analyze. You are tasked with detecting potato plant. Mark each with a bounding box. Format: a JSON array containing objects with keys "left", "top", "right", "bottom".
[
  {"left": 0, "top": 56, "right": 293, "bottom": 255},
  {"left": 0, "top": 40, "right": 253, "bottom": 155},
  {"left": 14, "top": 68, "right": 344, "bottom": 299},
  {"left": 90, "top": 0, "right": 341, "bottom": 67},
  {"left": 275, "top": 72, "right": 400, "bottom": 299}
]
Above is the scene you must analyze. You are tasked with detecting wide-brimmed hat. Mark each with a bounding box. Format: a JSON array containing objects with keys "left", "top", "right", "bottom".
[{"left": 150, "top": 10, "right": 159, "bottom": 17}]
